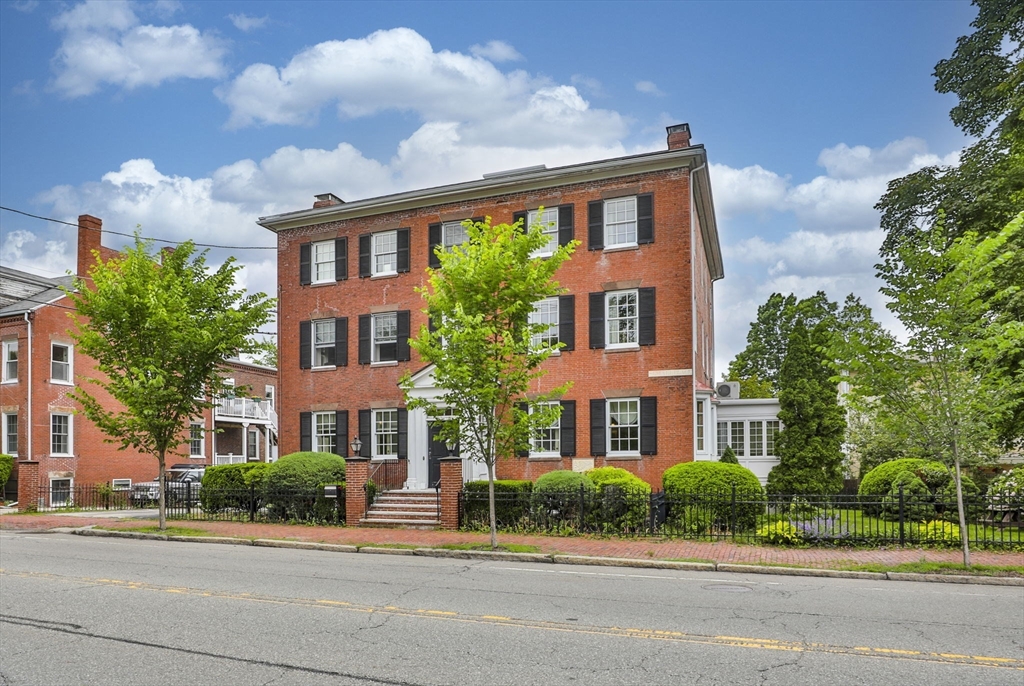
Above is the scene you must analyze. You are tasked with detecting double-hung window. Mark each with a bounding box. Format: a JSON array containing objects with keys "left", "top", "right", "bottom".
[
  {"left": 604, "top": 197, "right": 637, "bottom": 248},
  {"left": 189, "top": 423, "right": 204, "bottom": 457},
  {"left": 766, "top": 421, "right": 781, "bottom": 457},
  {"left": 608, "top": 399, "right": 640, "bottom": 455},
  {"left": 1, "top": 340, "right": 17, "bottom": 382},
  {"left": 529, "top": 298, "right": 559, "bottom": 350},
  {"left": 442, "top": 221, "right": 469, "bottom": 250},
  {"left": 530, "top": 402, "right": 560, "bottom": 457},
  {"left": 730, "top": 421, "right": 746, "bottom": 456},
  {"left": 314, "top": 412, "right": 337, "bottom": 453},
  {"left": 696, "top": 400, "right": 705, "bottom": 452},
  {"left": 51, "top": 413, "right": 72, "bottom": 456},
  {"left": 606, "top": 290, "right": 638, "bottom": 348},
  {"left": 372, "top": 312, "right": 398, "bottom": 363},
  {"left": 51, "top": 343, "right": 72, "bottom": 384},
  {"left": 313, "top": 319, "right": 336, "bottom": 367},
  {"left": 528, "top": 207, "right": 559, "bottom": 257},
  {"left": 50, "top": 478, "right": 72, "bottom": 507},
  {"left": 2, "top": 413, "right": 17, "bottom": 455},
  {"left": 312, "top": 240, "right": 335, "bottom": 282},
  {"left": 373, "top": 230, "right": 398, "bottom": 276},
  {"left": 373, "top": 409, "right": 398, "bottom": 459},
  {"left": 265, "top": 385, "right": 275, "bottom": 408},
  {"left": 717, "top": 422, "right": 728, "bottom": 457},
  {"left": 749, "top": 421, "right": 764, "bottom": 457}
]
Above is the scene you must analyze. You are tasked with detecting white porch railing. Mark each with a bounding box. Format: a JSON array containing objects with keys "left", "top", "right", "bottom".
[
  {"left": 213, "top": 454, "right": 247, "bottom": 465},
  {"left": 214, "top": 397, "right": 278, "bottom": 429}
]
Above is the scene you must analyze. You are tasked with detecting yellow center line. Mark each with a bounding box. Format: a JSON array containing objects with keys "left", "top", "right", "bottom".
[{"left": 2, "top": 569, "right": 1021, "bottom": 671}]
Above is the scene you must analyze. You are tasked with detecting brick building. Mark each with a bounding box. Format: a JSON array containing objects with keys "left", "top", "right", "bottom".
[
  {"left": 0, "top": 217, "right": 277, "bottom": 505},
  {"left": 261, "top": 123, "right": 725, "bottom": 490}
]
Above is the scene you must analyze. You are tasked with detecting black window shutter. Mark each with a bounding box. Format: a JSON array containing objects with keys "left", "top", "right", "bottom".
[
  {"left": 560, "top": 400, "right": 576, "bottom": 457},
  {"left": 299, "top": 243, "right": 311, "bottom": 285},
  {"left": 517, "top": 402, "right": 529, "bottom": 457},
  {"left": 300, "top": 412, "right": 312, "bottom": 452},
  {"left": 637, "top": 193, "right": 654, "bottom": 244},
  {"left": 589, "top": 292, "right": 605, "bottom": 349},
  {"left": 558, "top": 204, "right": 574, "bottom": 246},
  {"left": 587, "top": 201, "right": 604, "bottom": 250},
  {"left": 397, "top": 228, "right": 410, "bottom": 273},
  {"left": 358, "top": 314, "right": 371, "bottom": 364},
  {"left": 590, "top": 399, "right": 606, "bottom": 456},
  {"left": 358, "top": 410, "right": 371, "bottom": 457},
  {"left": 335, "top": 238, "right": 347, "bottom": 281},
  {"left": 513, "top": 211, "right": 527, "bottom": 230},
  {"left": 396, "top": 310, "right": 411, "bottom": 361},
  {"left": 428, "top": 223, "right": 442, "bottom": 268},
  {"left": 640, "top": 397, "right": 657, "bottom": 455},
  {"left": 397, "top": 408, "right": 408, "bottom": 459},
  {"left": 335, "top": 410, "right": 348, "bottom": 457},
  {"left": 335, "top": 317, "right": 348, "bottom": 367},
  {"left": 639, "top": 287, "right": 656, "bottom": 346},
  {"left": 358, "top": 234, "right": 371, "bottom": 277},
  {"left": 299, "top": 321, "right": 311, "bottom": 369},
  {"left": 558, "top": 294, "right": 575, "bottom": 351},
  {"left": 428, "top": 315, "right": 437, "bottom": 334}
]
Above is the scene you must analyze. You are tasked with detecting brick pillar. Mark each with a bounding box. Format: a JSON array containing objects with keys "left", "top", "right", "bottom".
[
  {"left": 345, "top": 456, "right": 370, "bottom": 525},
  {"left": 17, "top": 461, "right": 40, "bottom": 512},
  {"left": 439, "top": 457, "right": 464, "bottom": 530},
  {"left": 77, "top": 215, "right": 102, "bottom": 277},
  {"left": 666, "top": 123, "right": 691, "bottom": 150}
]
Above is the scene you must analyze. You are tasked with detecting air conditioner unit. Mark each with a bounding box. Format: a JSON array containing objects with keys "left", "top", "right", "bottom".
[{"left": 716, "top": 381, "right": 740, "bottom": 399}]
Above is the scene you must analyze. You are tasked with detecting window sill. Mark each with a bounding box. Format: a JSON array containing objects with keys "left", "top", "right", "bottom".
[
  {"left": 606, "top": 453, "right": 642, "bottom": 461},
  {"left": 370, "top": 360, "right": 398, "bottom": 367},
  {"left": 49, "top": 454, "right": 75, "bottom": 458},
  {"left": 371, "top": 272, "right": 399, "bottom": 280},
  {"left": 1, "top": 380, "right": 17, "bottom": 385},
  {"left": 50, "top": 380, "right": 74, "bottom": 386},
  {"left": 311, "top": 366, "right": 337, "bottom": 372},
  {"left": 604, "top": 345, "right": 639, "bottom": 354},
  {"left": 310, "top": 281, "right": 336, "bottom": 288},
  {"left": 603, "top": 244, "right": 639, "bottom": 254},
  {"left": 371, "top": 456, "right": 399, "bottom": 461},
  {"left": 528, "top": 454, "right": 562, "bottom": 461}
]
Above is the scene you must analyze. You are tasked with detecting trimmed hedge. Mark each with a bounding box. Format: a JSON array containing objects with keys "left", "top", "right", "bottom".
[
  {"left": 262, "top": 452, "right": 346, "bottom": 521},
  {"left": 200, "top": 463, "right": 270, "bottom": 513},
  {"left": 534, "top": 470, "right": 595, "bottom": 493},
  {"left": 858, "top": 458, "right": 932, "bottom": 497},
  {"left": 463, "top": 480, "right": 533, "bottom": 526},
  {"left": 586, "top": 467, "right": 651, "bottom": 531},
  {"left": 662, "top": 462, "right": 764, "bottom": 532},
  {"left": 0, "top": 454, "right": 13, "bottom": 494}
]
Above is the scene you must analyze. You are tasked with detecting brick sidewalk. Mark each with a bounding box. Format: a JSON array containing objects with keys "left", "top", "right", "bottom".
[{"left": 2, "top": 513, "right": 1022, "bottom": 569}]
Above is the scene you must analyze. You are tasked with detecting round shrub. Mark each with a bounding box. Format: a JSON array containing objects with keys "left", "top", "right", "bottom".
[
  {"left": 881, "top": 472, "right": 933, "bottom": 521},
  {"left": 534, "top": 470, "right": 595, "bottom": 493},
  {"left": 858, "top": 458, "right": 931, "bottom": 497},
  {"left": 0, "top": 453, "right": 13, "bottom": 493},
  {"left": 662, "top": 462, "right": 764, "bottom": 532},
  {"left": 264, "top": 452, "right": 346, "bottom": 490},
  {"left": 200, "top": 463, "right": 269, "bottom": 513},
  {"left": 463, "top": 480, "right": 533, "bottom": 528},
  {"left": 586, "top": 467, "right": 652, "bottom": 532},
  {"left": 532, "top": 470, "right": 595, "bottom": 528}
]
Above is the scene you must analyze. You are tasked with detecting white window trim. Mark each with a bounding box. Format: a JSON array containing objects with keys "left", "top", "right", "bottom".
[
  {"left": 371, "top": 312, "right": 398, "bottom": 364},
  {"left": 50, "top": 477, "right": 73, "bottom": 507},
  {"left": 313, "top": 411, "right": 336, "bottom": 454},
  {"left": 50, "top": 342, "right": 74, "bottom": 386},
  {"left": 312, "top": 319, "right": 337, "bottom": 369},
  {"left": 111, "top": 479, "right": 132, "bottom": 490},
  {"left": 528, "top": 207, "right": 559, "bottom": 258},
  {"left": 603, "top": 196, "right": 638, "bottom": 249},
  {"left": 695, "top": 399, "right": 705, "bottom": 453},
  {"left": 372, "top": 230, "right": 398, "bottom": 277},
  {"left": 1, "top": 339, "right": 17, "bottom": 383},
  {"left": 50, "top": 413, "right": 73, "bottom": 457},
  {"left": 605, "top": 289, "right": 640, "bottom": 350},
  {"left": 372, "top": 408, "right": 399, "bottom": 460},
  {"left": 265, "top": 385, "right": 275, "bottom": 408},
  {"left": 2, "top": 412, "right": 17, "bottom": 457},
  {"left": 606, "top": 398, "right": 641, "bottom": 457},
  {"left": 312, "top": 239, "right": 336, "bottom": 284},
  {"left": 441, "top": 221, "right": 469, "bottom": 250},
  {"left": 189, "top": 422, "right": 205, "bottom": 458},
  {"left": 247, "top": 429, "right": 259, "bottom": 460},
  {"left": 529, "top": 402, "right": 561, "bottom": 458}
]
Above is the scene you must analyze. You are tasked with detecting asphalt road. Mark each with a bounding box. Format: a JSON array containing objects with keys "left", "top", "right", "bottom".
[{"left": 0, "top": 532, "right": 1021, "bottom": 685}]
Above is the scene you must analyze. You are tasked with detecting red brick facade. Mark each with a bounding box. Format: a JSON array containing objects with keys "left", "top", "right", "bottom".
[{"left": 263, "top": 126, "right": 723, "bottom": 489}]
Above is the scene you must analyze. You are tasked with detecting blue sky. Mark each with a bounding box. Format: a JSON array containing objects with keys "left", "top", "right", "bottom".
[{"left": 0, "top": 0, "right": 977, "bottom": 374}]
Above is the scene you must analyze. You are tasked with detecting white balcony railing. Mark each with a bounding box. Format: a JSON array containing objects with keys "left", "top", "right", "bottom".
[
  {"left": 213, "top": 454, "right": 247, "bottom": 465},
  {"left": 214, "top": 397, "right": 278, "bottom": 429}
]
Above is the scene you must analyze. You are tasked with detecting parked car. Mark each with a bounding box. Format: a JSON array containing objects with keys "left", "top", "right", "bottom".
[{"left": 130, "top": 465, "right": 205, "bottom": 506}]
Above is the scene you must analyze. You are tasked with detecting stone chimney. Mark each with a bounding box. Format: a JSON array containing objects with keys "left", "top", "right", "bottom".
[
  {"left": 77, "top": 215, "right": 102, "bottom": 277},
  {"left": 313, "top": 193, "right": 344, "bottom": 209},
  {"left": 667, "top": 123, "right": 691, "bottom": 150}
]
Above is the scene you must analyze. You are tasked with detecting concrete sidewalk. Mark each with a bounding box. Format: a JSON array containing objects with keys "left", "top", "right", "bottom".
[{"left": 3, "top": 511, "right": 1022, "bottom": 571}]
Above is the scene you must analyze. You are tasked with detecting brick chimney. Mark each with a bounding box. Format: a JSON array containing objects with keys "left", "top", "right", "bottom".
[
  {"left": 313, "top": 193, "right": 344, "bottom": 209},
  {"left": 667, "top": 123, "right": 691, "bottom": 150},
  {"left": 77, "top": 215, "right": 102, "bottom": 277}
]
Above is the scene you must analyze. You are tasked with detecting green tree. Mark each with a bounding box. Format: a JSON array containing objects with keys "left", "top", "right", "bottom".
[
  {"left": 402, "top": 213, "right": 577, "bottom": 549},
  {"left": 836, "top": 215, "right": 1022, "bottom": 566},
  {"left": 250, "top": 338, "right": 278, "bottom": 368},
  {"left": 67, "top": 237, "right": 274, "bottom": 530},
  {"left": 766, "top": 320, "right": 846, "bottom": 497}
]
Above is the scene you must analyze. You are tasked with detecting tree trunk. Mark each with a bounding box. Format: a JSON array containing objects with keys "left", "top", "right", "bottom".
[
  {"left": 953, "top": 455, "right": 970, "bottom": 567},
  {"left": 157, "top": 450, "right": 167, "bottom": 532},
  {"left": 487, "top": 460, "right": 498, "bottom": 550}
]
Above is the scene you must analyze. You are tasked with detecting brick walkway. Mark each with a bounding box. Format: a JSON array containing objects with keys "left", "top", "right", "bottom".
[{"left": 4, "top": 512, "right": 1022, "bottom": 569}]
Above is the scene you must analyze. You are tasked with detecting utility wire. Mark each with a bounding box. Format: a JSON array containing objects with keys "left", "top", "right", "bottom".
[{"left": 1, "top": 206, "right": 277, "bottom": 251}]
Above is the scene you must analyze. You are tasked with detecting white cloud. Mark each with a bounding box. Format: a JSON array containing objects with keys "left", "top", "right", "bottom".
[
  {"left": 151, "top": 0, "right": 182, "bottom": 20},
  {"left": 12, "top": 0, "right": 39, "bottom": 12},
  {"left": 0, "top": 228, "right": 73, "bottom": 277},
  {"left": 570, "top": 74, "right": 604, "bottom": 98},
  {"left": 709, "top": 163, "right": 789, "bottom": 218},
  {"left": 49, "top": 0, "right": 228, "bottom": 98},
  {"left": 216, "top": 27, "right": 627, "bottom": 148},
  {"left": 228, "top": 13, "right": 268, "bottom": 32},
  {"left": 469, "top": 39, "right": 523, "bottom": 62},
  {"left": 635, "top": 80, "right": 664, "bottom": 96}
]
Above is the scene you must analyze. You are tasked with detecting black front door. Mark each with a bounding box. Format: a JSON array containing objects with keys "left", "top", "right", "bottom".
[{"left": 427, "top": 423, "right": 458, "bottom": 487}]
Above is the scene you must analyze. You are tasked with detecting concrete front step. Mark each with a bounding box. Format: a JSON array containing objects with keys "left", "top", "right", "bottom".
[
  {"left": 365, "top": 510, "right": 440, "bottom": 520},
  {"left": 360, "top": 517, "right": 439, "bottom": 529},
  {"left": 370, "top": 502, "right": 438, "bottom": 511}
]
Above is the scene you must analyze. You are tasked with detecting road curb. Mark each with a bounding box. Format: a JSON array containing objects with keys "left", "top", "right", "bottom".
[
  {"left": 74, "top": 528, "right": 167, "bottom": 541},
  {"left": 167, "top": 535, "right": 252, "bottom": 546},
  {"left": 414, "top": 548, "right": 554, "bottom": 563},
  {"left": 254, "top": 539, "right": 359, "bottom": 554},
  {"left": 717, "top": 564, "right": 887, "bottom": 581},
  {"left": 553, "top": 555, "right": 716, "bottom": 572},
  {"left": 357, "top": 546, "right": 416, "bottom": 556},
  {"left": 885, "top": 572, "right": 1024, "bottom": 586}
]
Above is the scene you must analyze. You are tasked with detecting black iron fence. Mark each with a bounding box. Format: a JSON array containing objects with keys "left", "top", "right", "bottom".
[
  {"left": 32, "top": 483, "right": 140, "bottom": 511},
  {"left": 459, "top": 485, "right": 1024, "bottom": 547}
]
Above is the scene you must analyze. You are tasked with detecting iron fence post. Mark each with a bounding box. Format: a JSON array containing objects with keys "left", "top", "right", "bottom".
[
  {"left": 730, "top": 484, "right": 737, "bottom": 541},
  {"left": 249, "top": 483, "right": 256, "bottom": 523},
  {"left": 579, "top": 483, "right": 586, "bottom": 531},
  {"left": 186, "top": 482, "right": 192, "bottom": 516},
  {"left": 898, "top": 483, "right": 905, "bottom": 547}
]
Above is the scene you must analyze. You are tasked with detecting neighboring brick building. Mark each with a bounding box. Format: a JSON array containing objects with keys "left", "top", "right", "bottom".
[
  {"left": 261, "top": 124, "right": 725, "bottom": 490},
  {"left": 0, "top": 217, "right": 277, "bottom": 506}
]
